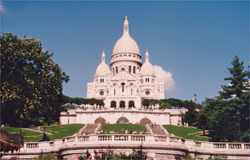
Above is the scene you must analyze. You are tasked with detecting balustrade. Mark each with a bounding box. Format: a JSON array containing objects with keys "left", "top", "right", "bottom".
[
  {"left": 131, "top": 135, "right": 145, "bottom": 141},
  {"left": 228, "top": 143, "right": 242, "bottom": 149},
  {"left": 78, "top": 135, "right": 89, "bottom": 142},
  {"left": 98, "top": 135, "right": 112, "bottom": 141},
  {"left": 20, "top": 134, "right": 250, "bottom": 153},
  {"left": 213, "top": 143, "right": 226, "bottom": 149},
  {"left": 244, "top": 144, "right": 250, "bottom": 149},
  {"left": 114, "top": 135, "right": 128, "bottom": 141},
  {"left": 26, "top": 143, "right": 39, "bottom": 148}
]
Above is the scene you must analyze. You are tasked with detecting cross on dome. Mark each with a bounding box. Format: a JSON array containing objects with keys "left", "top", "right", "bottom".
[
  {"left": 145, "top": 50, "right": 150, "bottom": 63},
  {"left": 123, "top": 16, "right": 129, "bottom": 35},
  {"left": 101, "top": 50, "right": 106, "bottom": 63}
]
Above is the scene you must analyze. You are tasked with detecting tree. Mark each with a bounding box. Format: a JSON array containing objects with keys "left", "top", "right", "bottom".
[
  {"left": 0, "top": 33, "right": 69, "bottom": 126},
  {"left": 197, "top": 112, "right": 208, "bottom": 136},
  {"left": 220, "top": 56, "right": 249, "bottom": 99},
  {"left": 182, "top": 100, "right": 200, "bottom": 126},
  {"left": 200, "top": 56, "right": 250, "bottom": 142},
  {"left": 61, "top": 96, "right": 104, "bottom": 106}
]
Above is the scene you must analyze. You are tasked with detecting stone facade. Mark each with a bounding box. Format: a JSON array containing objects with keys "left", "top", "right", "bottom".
[
  {"left": 60, "top": 17, "right": 186, "bottom": 125},
  {"left": 87, "top": 17, "right": 165, "bottom": 108}
]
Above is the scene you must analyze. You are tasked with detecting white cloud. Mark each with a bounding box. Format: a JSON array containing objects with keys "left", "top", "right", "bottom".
[
  {"left": 0, "top": 1, "right": 5, "bottom": 14},
  {"left": 153, "top": 65, "right": 175, "bottom": 91}
]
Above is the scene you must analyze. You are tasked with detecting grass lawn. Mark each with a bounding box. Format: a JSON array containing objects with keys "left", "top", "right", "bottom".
[
  {"left": 3, "top": 127, "right": 43, "bottom": 142},
  {"left": 3, "top": 124, "right": 84, "bottom": 142},
  {"left": 163, "top": 125, "right": 209, "bottom": 141},
  {"left": 45, "top": 124, "right": 84, "bottom": 140},
  {"left": 101, "top": 124, "right": 145, "bottom": 134}
]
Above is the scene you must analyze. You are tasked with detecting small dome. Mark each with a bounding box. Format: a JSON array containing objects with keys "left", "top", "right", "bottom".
[
  {"left": 112, "top": 16, "right": 140, "bottom": 55},
  {"left": 95, "top": 51, "right": 111, "bottom": 76},
  {"left": 140, "top": 51, "right": 154, "bottom": 75}
]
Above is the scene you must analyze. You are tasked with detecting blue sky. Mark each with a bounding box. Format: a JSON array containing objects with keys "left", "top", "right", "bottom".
[{"left": 1, "top": 1, "right": 249, "bottom": 102}]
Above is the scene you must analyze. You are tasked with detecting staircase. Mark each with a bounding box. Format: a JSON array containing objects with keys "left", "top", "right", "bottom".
[
  {"left": 79, "top": 124, "right": 99, "bottom": 135},
  {"left": 147, "top": 124, "right": 168, "bottom": 135}
]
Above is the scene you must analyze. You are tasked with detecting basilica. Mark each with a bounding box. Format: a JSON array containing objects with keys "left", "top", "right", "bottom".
[
  {"left": 60, "top": 17, "right": 186, "bottom": 125},
  {"left": 87, "top": 16, "right": 165, "bottom": 109}
]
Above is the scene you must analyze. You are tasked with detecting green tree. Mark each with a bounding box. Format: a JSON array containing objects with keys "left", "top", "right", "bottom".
[
  {"left": 220, "top": 56, "right": 249, "bottom": 99},
  {"left": 197, "top": 112, "right": 208, "bottom": 136},
  {"left": 182, "top": 100, "right": 200, "bottom": 126},
  {"left": 0, "top": 33, "right": 69, "bottom": 126},
  {"left": 201, "top": 56, "right": 250, "bottom": 142}
]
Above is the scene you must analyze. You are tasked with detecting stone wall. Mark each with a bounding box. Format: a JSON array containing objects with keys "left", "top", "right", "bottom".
[{"left": 60, "top": 109, "right": 187, "bottom": 125}]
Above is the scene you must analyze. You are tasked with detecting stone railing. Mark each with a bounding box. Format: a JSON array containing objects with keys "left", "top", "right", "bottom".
[
  {"left": 68, "top": 107, "right": 185, "bottom": 114},
  {"left": 4, "top": 134, "right": 249, "bottom": 157}
]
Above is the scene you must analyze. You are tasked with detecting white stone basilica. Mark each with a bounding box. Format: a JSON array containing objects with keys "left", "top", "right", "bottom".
[
  {"left": 87, "top": 16, "right": 165, "bottom": 109},
  {"left": 60, "top": 17, "right": 186, "bottom": 125}
]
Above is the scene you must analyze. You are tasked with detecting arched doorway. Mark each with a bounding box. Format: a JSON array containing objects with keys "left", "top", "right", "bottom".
[
  {"left": 117, "top": 117, "right": 129, "bottom": 124},
  {"left": 95, "top": 117, "right": 106, "bottom": 126},
  {"left": 119, "top": 101, "right": 126, "bottom": 108},
  {"left": 110, "top": 101, "right": 116, "bottom": 108},
  {"left": 128, "top": 101, "right": 135, "bottom": 108},
  {"left": 140, "top": 118, "right": 152, "bottom": 125}
]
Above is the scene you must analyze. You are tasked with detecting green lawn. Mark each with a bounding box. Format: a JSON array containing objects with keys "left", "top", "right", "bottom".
[
  {"left": 45, "top": 124, "right": 84, "bottom": 140},
  {"left": 3, "top": 124, "right": 84, "bottom": 142},
  {"left": 163, "top": 125, "right": 209, "bottom": 141},
  {"left": 3, "top": 127, "right": 43, "bottom": 142},
  {"left": 101, "top": 124, "right": 145, "bottom": 134}
]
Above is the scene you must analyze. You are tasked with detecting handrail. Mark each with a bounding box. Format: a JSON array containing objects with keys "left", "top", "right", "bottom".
[{"left": 19, "top": 134, "right": 250, "bottom": 152}]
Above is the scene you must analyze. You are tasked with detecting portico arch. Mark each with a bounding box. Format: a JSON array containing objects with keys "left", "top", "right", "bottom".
[
  {"left": 117, "top": 117, "right": 129, "bottom": 124},
  {"left": 111, "top": 101, "right": 117, "bottom": 108},
  {"left": 128, "top": 100, "right": 135, "bottom": 108},
  {"left": 140, "top": 118, "right": 152, "bottom": 125},
  {"left": 95, "top": 117, "right": 106, "bottom": 125},
  {"left": 119, "top": 101, "right": 126, "bottom": 108}
]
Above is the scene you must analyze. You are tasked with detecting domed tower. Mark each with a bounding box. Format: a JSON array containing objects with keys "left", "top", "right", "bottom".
[
  {"left": 87, "top": 51, "right": 111, "bottom": 98},
  {"left": 111, "top": 16, "right": 142, "bottom": 75},
  {"left": 95, "top": 51, "right": 111, "bottom": 78},
  {"left": 140, "top": 50, "right": 156, "bottom": 98}
]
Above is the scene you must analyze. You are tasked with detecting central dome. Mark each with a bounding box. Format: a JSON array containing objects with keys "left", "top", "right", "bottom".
[{"left": 112, "top": 16, "right": 140, "bottom": 55}]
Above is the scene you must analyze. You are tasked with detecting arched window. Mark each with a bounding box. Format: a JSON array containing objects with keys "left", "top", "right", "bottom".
[
  {"left": 111, "top": 101, "right": 116, "bottom": 108},
  {"left": 145, "top": 90, "right": 150, "bottom": 95},
  {"left": 100, "top": 78, "right": 104, "bottom": 83},
  {"left": 114, "top": 88, "right": 116, "bottom": 96},
  {"left": 119, "top": 101, "right": 126, "bottom": 108},
  {"left": 130, "top": 88, "right": 133, "bottom": 96},
  {"left": 133, "top": 66, "right": 136, "bottom": 73},
  {"left": 99, "top": 90, "right": 104, "bottom": 96},
  {"left": 116, "top": 66, "right": 118, "bottom": 73},
  {"left": 129, "top": 66, "right": 132, "bottom": 73},
  {"left": 121, "top": 83, "right": 125, "bottom": 92},
  {"left": 128, "top": 101, "right": 135, "bottom": 108}
]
